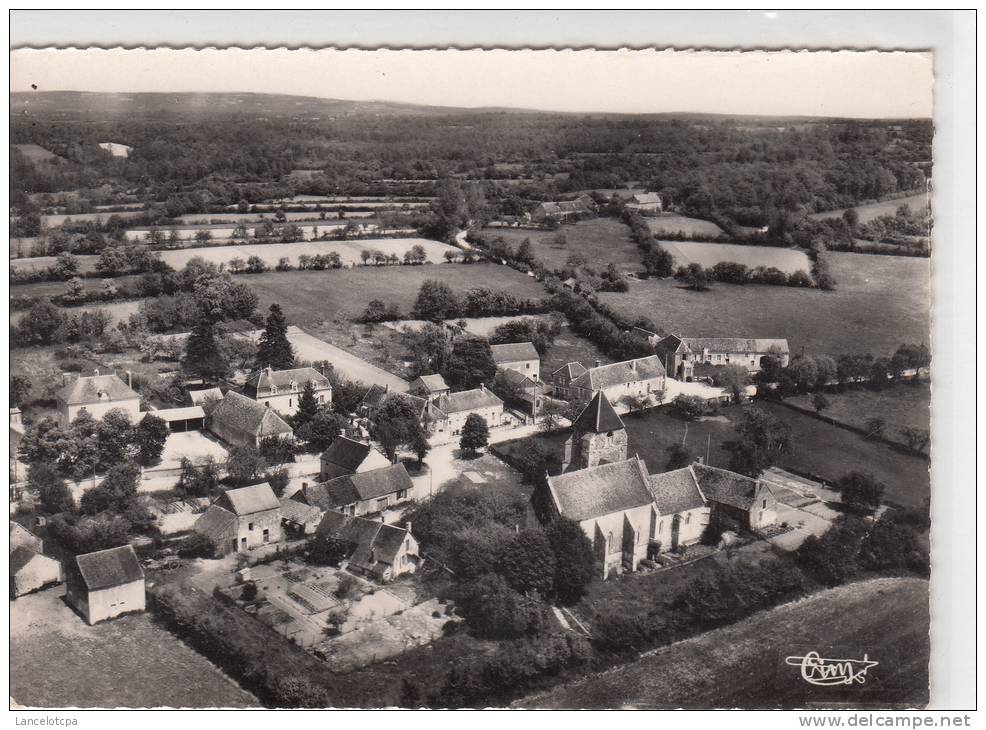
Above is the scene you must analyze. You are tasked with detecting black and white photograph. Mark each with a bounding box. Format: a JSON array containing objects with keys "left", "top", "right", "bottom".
[{"left": 6, "top": 10, "right": 976, "bottom": 716}]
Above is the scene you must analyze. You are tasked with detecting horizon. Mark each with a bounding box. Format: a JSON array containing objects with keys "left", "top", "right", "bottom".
[{"left": 11, "top": 48, "right": 934, "bottom": 119}]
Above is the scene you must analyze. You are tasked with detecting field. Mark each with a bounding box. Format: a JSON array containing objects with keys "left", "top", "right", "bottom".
[
  {"left": 122, "top": 222, "right": 394, "bottom": 243},
  {"left": 646, "top": 214, "right": 725, "bottom": 238},
  {"left": 41, "top": 210, "right": 145, "bottom": 227},
  {"left": 809, "top": 192, "right": 929, "bottom": 223},
  {"left": 244, "top": 262, "right": 549, "bottom": 323},
  {"left": 519, "top": 577, "right": 929, "bottom": 709},
  {"left": 788, "top": 382, "right": 930, "bottom": 436},
  {"left": 660, "top": 241, "right": 812, "bottom": 274},
  {"left": 175, "top": 211, "right": 372, "bottom": 224},
  {"left": 13, "top": 143, "right": 61, "bottom": 162},
  {"left": 10, "top": 586, "right": 260, "bottom": 708},
  {"left": 482, "top": 217, "right": 641, "bottom": 272},
  {"left": 597, "top": 251, "right": 930, "bottom": 357}
]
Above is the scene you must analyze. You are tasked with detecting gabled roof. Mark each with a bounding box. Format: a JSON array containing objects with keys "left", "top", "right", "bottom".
[
  {"left": 361, "top": 387, "right": 428, "bottom": 417},
  {"left": 315, "top": 510, "right": 411, "bottom": 571},
  {"left": 570, "top": 356, "right": 666, "bottom": 391},
  {"left": 410, "top": 374, "right": 449, "bottom": 394},
  {"left": 546, "top": 457, "right": 654, "bottom": 522},
  {"left": 430, "top": 388, "right": 503, "bottom": 417},
  {"left": 692, "top": 463, "right": 770, "bottom": 510},
  {"left": 279, "top": 497, "right": 322, "bottom": 526},
  {"left": 188, "top": 387, "right": 224, "bottom": 406},
  {"left": 683, "top": 338, "right": 790, "bottom": 355},
  {"left": 654, "top": 334, "right": 689, "bottom": 359},
  {"left": 490, "top": 342, "right": 540, "bottom": 364},
  {"left": 148, "top": 406, "right": 205, "bottom": 423},
  {"left": 194, "top": 504, "right": 238, "bottom": 540},
  {"left": 10, "top": 545, "right": 52, "bottom": 574},
  {"left": 243, "top": 367, "right": 332, "bottom": 398},
  {"left": 306, "top": 463, "right": 412, "bottom": 510},
  {"left": 630, "top": 192, "right": 662, "bottom": 205},
  {"left": 56, "top": 373, "right": 139, "bottom": 406},
  {"left": 217, "top": 482, "right": 281, "bottom": 516},
  {"left": 320, "top": 437, "right": 386, "bottom": 473},
  {"left": 10, "top": 521, "right": 42, "bottom": 554},
  {"left": 647, "top": 466, "right": 707, "bottom": 514},
  {"left": 72, "top": 545, "right": 144, "bottom": 592},
  {"left": 572, "top": 391, "right": 624, "bottom": 434},
  {"left": 552, "top": 362, "right": 588, "bottom": 380},
  {"left": 210, "top": 391, "right": 293, "bottom": 437}
]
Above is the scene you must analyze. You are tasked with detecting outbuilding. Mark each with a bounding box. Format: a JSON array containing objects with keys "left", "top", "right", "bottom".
[{"left": 64, "top": 545, "right": 146, "bottom": 624}]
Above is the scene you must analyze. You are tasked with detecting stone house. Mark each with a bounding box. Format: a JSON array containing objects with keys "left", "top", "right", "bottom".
[
  {"left": 194, "top": 482, "right": 283, "bottom": 554},
  {"left": 425, "top": 386, "right": 505, "bottom": 440},
  {"left": 531, "top": 196, "right": 594, "bottom": 224},
  {"left": 409, "top": 374, "right": 450, "bottom": 401},
  {"left": 64, "top": 545, "right": 145, "bottom": 624},
  {"left": 649, "top": 333, "right": 790, "bottom": 379},
  {"left": 550, "top": 362, "right": 588, "bottom": 398},
  {"left": 490, "top": 341, "right": 541, "bottom": 381},
  {"left": 9, "top": 522, "right": 61, "bottom": 598},
  {"left": 242, "top": 366, "right": 332, "bottom": 417},
  {"left": 208, "top": 391, "right": 294, "bottom": 448},
  {"left": 692, "top": 463, "right": 779, "bottom": 532},
  {"left": 298, "top": 463, "right": 414, "bottom": 518},
  {"left": 625, "top": 192, "right": 663, "bottom": 214},
  {"left": 314, "top": 510, "right": 420, "bottom": 582},
  {"left": 320, "top": 436, "right": 391, "bottom": 480},
  {"left": 492, "top": 368, "right": 558, "bottom": 418},
  {"left": 56, "top": 370, "right": 141, "bottom": 426},
  {"left": 563, "top": 356, "right": 666, "bottom": 406},
  {"left": 360, "top": 385, "right": 429, "bottom": 421}
]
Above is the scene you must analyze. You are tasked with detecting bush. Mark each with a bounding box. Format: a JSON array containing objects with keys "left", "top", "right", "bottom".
[
  {"left": 240, "top": 581, "right": 259, "bottom": 601},
  {"left": 451, "top": 573, "right": 544, "bottom": 640},
  {"left": 178, "top": 532, "right": 216, "bottom": 560}
]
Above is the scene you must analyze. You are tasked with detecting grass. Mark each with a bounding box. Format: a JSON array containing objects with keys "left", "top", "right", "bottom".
[
  {"left": 521, "top": 577, "right": 930, "bottom": 709},
  {"left": 659, "top": 241, "right": 813, "bottom": 275},
  {"left": 482, "top": 217, "right": 641, "bottom": 272},
  {"left": 809, "top": 192, "right": 929, "bottom": 223},
  {"left": 788, "top": 382, "right": 930, "bottom": 437},
  {"left": 597, "top": 251, "right": 930, "bottom": 357},
  {"left": 646, "top": 214, "right": 725, "bottom": 238},
  {"left": 244, "top": 263, "right": 548, "bottom": 323},
  {"left": 10, "top": 587, "right": 260, "bottom": 708}
]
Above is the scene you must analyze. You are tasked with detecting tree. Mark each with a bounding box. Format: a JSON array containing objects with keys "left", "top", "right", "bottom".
[
  {"left": 255, "top": 303, "right": 295, "bottom": 370},
  {"left": 53, "top": 251, "right": 79, "bottom": 279},
  {"left": 683, "top": 263, "right": 711, "bottom": 291},
  {"left": 452, "top": 572, "right": 543, "bottom": 640},
  {"left": 225, "top": 444, "right": 268, "bottom": 487},
  {"left": 459, "top": 413, "right": 490, "bottom": 455},
  {"left": 665, "top": 443, "right": 693, "bottom": 471},
  {"left": 266, "top": 465, "right": 291, "bottom": 497},
  {"left": 444, "top": 338, "right": 497, "bottom": 390},
  {"left": 711, "top": 364, "right": 749, "bottom": 402},
  {"left": 864, "top": 417, "right": 886, "bottom": 440},
  {"left": 842, "top": 207, "right": 860, "bottom": 231},
  {"left": 176, "top": 455, "right": 222, "bottom": 498},
  {"left": 495, "top": 530, "right": 556, "bottom": 597},
  {"left": 134, "top": 414, "right": 169, "bottom": 466},
  {"left": 796, "top": 516, "right": 868, "bottom": 586},
  {"left": 291, "top": 380, "right": 321, "bottom": 430},
  {"left": 296, "top": 409, "right": 347, "bottom": 453},
  {"left": 30, "top": 463, "right": 75, "bottom": 514},
  {"left": 900, "top": 427, "right": 930, "bottom": 455},
  {"left": 14, "top": 299, "right": 68, "bottom": 346},
  {"left": 836, "top": 472, "right": 885, "bottom": 514},
  {"left": 642, "top": 245, "right": 675, "bottom": 278},
  {"left": 538, "top": 400, "right": 567, "bottom": 432},
  {"left": 726, "top": 407, "right": 792, "bottom": 478},
  {"left": 411, "top": 279, "right": 460, "bottom": 322},
  {"left": 308, "top": 533, "right": 356, "bottom": 566},
  {"left": 10, "top": 375, "right": 32, "bottom": 407},
  {"left": 371, "top": 394, "right": 429, "bottom": 462},
  {"left": 545, "top": 518, "right": 594, "bottom": 604},
  {"left": 182, "top": 318, "right": 229, "bottom": 381},
  {"left": 96, "top": 408, "right": 137, "bottom": 470},
  {"left": 811, "top": 392, "right": 830, "bottom": 415},
  {"left": 80, "top": 461, "right": 141, "bottom": 515}
]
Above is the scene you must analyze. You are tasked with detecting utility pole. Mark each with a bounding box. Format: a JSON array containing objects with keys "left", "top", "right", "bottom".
[
  {"left": 682, "top": 422, "right": 688, "bottom": 446},
  {"left": 706, "top": 434, "right": 711, "bottom": 466}
]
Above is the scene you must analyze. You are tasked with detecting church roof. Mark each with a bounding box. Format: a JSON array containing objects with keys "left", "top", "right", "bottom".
[
  {"left": 572, "top": 391, "right": 624, "bottom": 434},
  {"left": 546, "top": 457, "right": 653, "bottom": 522}
]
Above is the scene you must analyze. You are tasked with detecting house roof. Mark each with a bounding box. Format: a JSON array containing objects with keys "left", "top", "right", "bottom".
[
  {"left": 315, "top": 510, "right": 411, "bottom": 571},
  {"left": 10, "top": 545, "right": 48, "bottom": 574},
  {"left": 361, "top": 387, "right": 428, "bottom": 417},
  {"left": 552, "top": 362, "right": 588, "bottom": 380},
  {"left": 73, "top": 545, "right": 144, "bottom": 592},
  {"left": 148, "top": 406, "right": 205, "bottom": 423},
  {"left": 547, "top": 457, "right": 654, "bottom": 522},
  {"left": 320, "top": 437, "right": 382, "bottom": 473},
  {"left": 490, "top": 342, "right": 540, "bottom": 364},
  {"left": 243, "top": 367, "right": 331, "bottom": 398},
  {"left": 430, "top": 388, "right": 503, "bottom": 417},
  {"left": 194, "top": 504, "right": 238, "bottom": 541},
  {"left": 188, "top": 387, "right": 224, "bottom": 406},
  {"left": 10, "top": 521, "right": 41, "bottom": 553},
  {"left": 410, "top": 374, "right": 449, "bottom": 393},
  {"left": 572, "top": 391, "right": 624, "bottom": 434},
  {"left": 647, "top": 466, "right": 707, "bottom": 515},
  {"left": 306, "top": 463, "right": 412, "bottom": 510},
  {"left": 56, "top": 373, "right": 139, "bottom": 406},
  {"left": 210, "top": 391, "right": 293, "bottom": 438},
  {"left": 218, "top": 482, "right": 281, "bottom": 516},
  {"left": 692, "top": 463, "right": 768, "bottom": 510},
  {"left": 279, "top": 497, "right": 322, "bottom": 526},
  {"left": 630, "top": 192, "right": 662, "bottom": 205},
  {"left": 682, "top": 338, "right": 790, "bottom": 355},
  {"left": 570, "top": 356, "right": 666, "bottom": 391}
]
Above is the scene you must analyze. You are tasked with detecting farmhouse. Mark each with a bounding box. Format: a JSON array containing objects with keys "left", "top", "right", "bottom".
[
  {"left": 490, "top": 341, "right": 541, "bottom": 380},
  {"left": 493, "top": 368, "right": 557, "bottom": 417},
  {"left": 409, "top": 374, "right": 450, "bottom": 401},
  {"left": 187, "top": 386, "right": 224, "bottom": 411},
  {"left": 425, "top": 386, "right": 505, "bottom": 439},
  {"left": 279, "top": 497, "right": 322, "bottom": 536},
  {"left": 208, "top": 391, "right": 294, "bottom": 448},
  {"left": 625, "top": 192, "right": 663, "bottom": 214},
  {"left": 692, "top": 463, "right": 778, "bottom": 533},
  {"left": 360, "top": 385, "right": 429, "bottom": 421},
  {"left": 56, "top": 370, "right": 141, "bottom": 426},
  {"left": 314, "top": 510, "right": 420, "bottom": 582},
  {"left": 194, "top": 482, "right": 284, "bottom": 554},
  {"left": 550, "top": 362, "right": 588, "bottom": 398},
  {"left": 298, "top": 463, "right": 413, "bottom": 517},
  {"left": 320, "top": 436, "right": 391, "bottom": 480},
  {"left": 649, "top": 333, "right": 790, "bottom": 378},
  {"left": 562, "top": 356, "right": 666, "bottom": 406},
  {"left": 9, "top": 523, "right": 61, "bottom": 598},
  {"left": 531, "top": 196, "right": 595, "bottom": 224},
  {"left": 64, "top": 545, "right": 145, "bottom": 625},
  {"left": 243, "top": 366, "right": 332, "bottom": 417}
]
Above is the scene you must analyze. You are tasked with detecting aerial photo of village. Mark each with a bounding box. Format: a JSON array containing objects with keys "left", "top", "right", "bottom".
[{"left": 9, "top": 46, "right": 934, "bottom": 710}]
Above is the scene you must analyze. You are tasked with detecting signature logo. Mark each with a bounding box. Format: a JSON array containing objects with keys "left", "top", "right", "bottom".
[{"left": 785, "top": 651, "right": 879, "bottom": 686}]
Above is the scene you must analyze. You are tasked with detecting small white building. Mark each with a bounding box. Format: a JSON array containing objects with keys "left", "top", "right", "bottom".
[
  {"left": 243, "top": 366, "right": 332, "bottom": 417},
  {"left": 56, "top": 371, "right": 141, "bottom": 426},
  {"left": 65, "top": 545, "right": 145, "bottom": 624}
]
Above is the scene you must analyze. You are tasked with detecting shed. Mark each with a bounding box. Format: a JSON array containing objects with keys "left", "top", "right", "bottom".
[
  {"left": 147, "top": 406, "right": 206, "bottom": 432},
  {"left": 65, "top": 545, "right": 146, "bottom": 624}
]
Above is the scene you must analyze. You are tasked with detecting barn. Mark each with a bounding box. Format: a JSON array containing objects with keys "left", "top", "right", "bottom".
[{"left": 65, "top": 545, "right": 146, "bottom": 624}]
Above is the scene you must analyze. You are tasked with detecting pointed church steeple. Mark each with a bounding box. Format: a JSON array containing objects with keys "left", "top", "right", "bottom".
[{"left": 572, "top": 390, "right": 625, "bottom": 435}]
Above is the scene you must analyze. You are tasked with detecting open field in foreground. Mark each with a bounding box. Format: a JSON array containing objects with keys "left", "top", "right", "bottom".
[
  {"left": 519, "top": 577, "right": 929, "bottom": 709},
  {"left": 646, "top": 214, "right": 725, "bottom": 238},
  {"left": 245, "top": 263, "right": 548, "bottom": 323},
  {"left": 483, "top": 217, "right": 641, "bottom": 272},
  {"left": 809, "top": 192, "right": 929, "bottom": 223},
  {"left": 10, "top": 586, "right": 260, "bottom": 708},
  {"left": 660, "top": 240, "right": 812, "bottom": 274},
  {"left": 597, "top": 252, "right": 930, "bottom": 357}
]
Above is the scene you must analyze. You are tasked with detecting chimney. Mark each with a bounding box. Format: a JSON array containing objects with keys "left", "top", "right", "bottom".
[
  {"left": 406, "top": 521, "right": 412, "bottom": 535},
  {"left": 302, "top": 481, "right": 309, "bottom": 490},
  {"left": 594, "top": 359, "right": 601, "bottom": 368},
  {"left": 480, "top": 383, "right": 486, "bottom": 392},
  {"left": 630, "top": 360, "right": 637, "bottom": 373},
  {"left": 385, "top": 384, "right": 391, "bottom": 393},
  {"left": 126, "top": 370, "right": 133, "bottom": 388},
  {"left": 62, "top": 372, "right": 77, "bottom": 387},
  {"left": 339, "top": 428, "right": 346, "bottom": 437},
  {"left": 93, "top": 368, "right": 100, "bottom": 376}
]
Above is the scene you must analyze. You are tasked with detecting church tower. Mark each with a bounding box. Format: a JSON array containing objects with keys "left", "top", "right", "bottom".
[{"left": 562, "top": 391, "right": 627, "bottom": 471}]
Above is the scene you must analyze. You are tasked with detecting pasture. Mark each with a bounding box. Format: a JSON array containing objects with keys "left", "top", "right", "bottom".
[
  {"left": 787, "top": 382, "right": 931, "bottom": 437},
  {"left": 597, "top": 252, "right": 930, "bottom": 357},
  {"left": 42, "top": 210, "right": 145, "bottom": 227},
  {"left": 521, "top": 577, "right": 929, "bottom": 709},
  {"left": 13, "top": 143, "right": 61, "bottom": 162},
  {"left": 659, "top": 241, "right": 812, "bottom": 274},
  {"left": 810, "top": 192, "right": 929, "bottom": 223},
  {"left": 646, "top": 214, "right": 725, "bottom": 238},
  {"left": 244, "top": 262, "right": 548, "bottom": 323},
  {"left": 482, "top": 217, "right": 641, "bottom": 272},
  {"left": 175, "top": 211, "right": 372, "bottom": 224}
]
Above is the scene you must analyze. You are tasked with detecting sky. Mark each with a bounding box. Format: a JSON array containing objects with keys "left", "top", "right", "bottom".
[{"left": 10, "top": 48, "right": 934, "bottom": 118}]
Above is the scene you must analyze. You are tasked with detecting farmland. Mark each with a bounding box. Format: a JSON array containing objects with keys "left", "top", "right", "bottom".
[
  {"left": 660, "top": 240, "right": 812, "bottom": 274},
  {"left": 646, "top": 214, "right": 725, "bottom": 238},
  {"left": 787, "top": 382, "right": 931, "bottom": 437},
  {"left": 41, "top": 210, "right": 146, "bottom": 227},
  {"left": 519, "top": 577, "right": 930, "bottom": 709},
  {"left": 597, "top": 251, "right": 930, "bottom": 357},
  {"left": 809, "top": 192, "right": 929, "bottom": 223},
  {"left": 482, "top": 217, "right": 641, "bottom": 272},
  {"left": 12, "top": 143, "right": 61, "bottom": 162}
]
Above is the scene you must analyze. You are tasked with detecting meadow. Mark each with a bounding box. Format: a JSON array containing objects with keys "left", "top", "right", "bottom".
[
  {"left": 787, "top": 382, "right": 931, "bottom": 436},
  {"left": 482, "top": 217, "right": 641, "bottom": 272},
  {"left": 809, "top": 192, "right": 929, "bottom": 223},
  {"left": 659, "top": 240, "right": 812, "bottom": 274},
  {"left": 645, "top": 214, "right": 725, "bottom": 238},
  {"left": 597, "top": 251, "right": 930, "bottom": 357}
]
